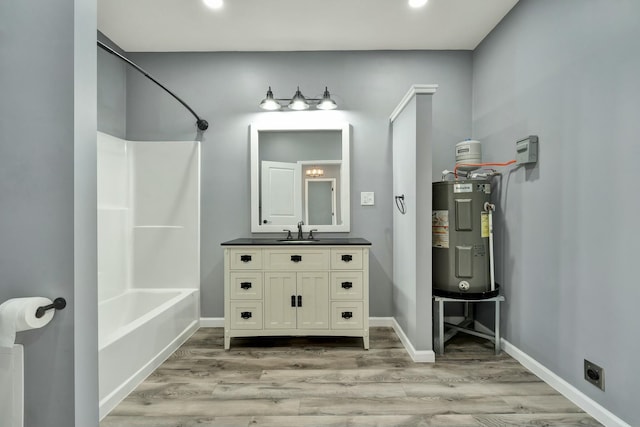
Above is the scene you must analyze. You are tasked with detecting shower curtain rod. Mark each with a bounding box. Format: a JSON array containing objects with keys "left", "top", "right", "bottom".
[{"left": 97, "top": 40, "right": 209, "bottom": 131}]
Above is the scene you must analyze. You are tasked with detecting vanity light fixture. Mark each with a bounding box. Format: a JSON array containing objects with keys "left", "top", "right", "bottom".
[
  {"left": 259, "top": 86, "right": 338, "bottom": 111},
  {"left": 305, "top": 167, "right": 325, "bottom": 178}
]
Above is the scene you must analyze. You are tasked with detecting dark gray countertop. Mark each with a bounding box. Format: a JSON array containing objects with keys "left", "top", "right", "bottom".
[{"left": 221, "top": 237, "right": 371, "bottom": 246}]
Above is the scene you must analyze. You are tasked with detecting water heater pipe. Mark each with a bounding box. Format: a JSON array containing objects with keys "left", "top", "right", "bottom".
[
  {"left": 484, "top": 202, "right": 496, "bottom": 292},
  {"left": 454, "top": 160, "right": 516, "bottom": 178}
]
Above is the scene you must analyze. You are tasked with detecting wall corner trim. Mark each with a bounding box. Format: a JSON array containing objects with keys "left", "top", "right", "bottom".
[
  {"left": 502, "top": 339, "right": 631, "bottom": 427},
  {"left": 389, "top": 84, "right": 438, "bottom": 123}
]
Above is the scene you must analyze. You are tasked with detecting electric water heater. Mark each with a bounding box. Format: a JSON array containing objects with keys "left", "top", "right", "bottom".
[{"left": 432, "top": 179, "right": 495, "bottom": 297}]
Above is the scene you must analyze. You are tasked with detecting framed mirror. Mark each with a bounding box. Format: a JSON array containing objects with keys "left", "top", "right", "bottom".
[{"left": 250, "top": 120, "right": 350, "bottom": 233}]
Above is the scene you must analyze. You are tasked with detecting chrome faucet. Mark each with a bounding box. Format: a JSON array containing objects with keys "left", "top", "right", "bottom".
[{"left": 297, "top": 221, "right": 304, "bottom": 240}]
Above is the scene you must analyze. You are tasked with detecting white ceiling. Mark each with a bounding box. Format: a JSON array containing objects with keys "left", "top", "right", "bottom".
[{"left": 98, "top": 0, "right": 519, "bottom": 52}]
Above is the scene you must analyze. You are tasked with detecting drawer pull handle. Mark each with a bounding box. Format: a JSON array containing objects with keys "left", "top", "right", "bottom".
[
  {"left": 291, "top": 255, "right": 302, "bottom": 263},
  {"left": 341, "top": 311, "right": 353, "bottom": 319},
  {"left": 240, "top": 255, "right": 252, "bottom": 263},
  {"left": 297, "top": 295, "right": 302, "bottom": 307},
  {"left": 240, "top": 282, "right": 252, "bottom": 290},
  {"left": 291, "top": 295, "right": 296, "bottom": 307},
  {"left": 240, "top": 311, "right": 252, "bottom": 320},
  {"left": 341, "top": 254, "right": 353, "bottom": 262},
  {"left": 341, "top": 281, "right": 353, "bottom": 289}
]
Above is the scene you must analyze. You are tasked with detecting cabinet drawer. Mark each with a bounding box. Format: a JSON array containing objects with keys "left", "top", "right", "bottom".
[
  {"left": 330, "top": 248, "right": 363, "bottom": 270},
  {"left": 330, "top": 272, "right": 363, "bottom": 300},
  {"left": 229, "top": 249, "right": 263, "bottom": 270},
  {"left": 331, "top": 301, "right": 364, "bottom": 330},
  {"left": 229, "top": 272, "right": 263, "bottom": 300},
  {"left": 264, "top": 248, "right": 329, "bottom": 271},
  {"left": 229, "top": 302, "right": 263, "bottom": 330}
]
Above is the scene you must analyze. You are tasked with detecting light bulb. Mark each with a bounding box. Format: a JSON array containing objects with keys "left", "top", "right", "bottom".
[
  {"left": 288, "top": 87, "right": 310, "bottom": 110},
  {"left": 203, "top": 0, "right": 224, "bottom": 10},
  {"left": 259, "top": 87, "right": 281, "bottom": 110},
  {"left": 316, "top": 87, "right": 338, "bottom": 110},
  {"left": 408, "top": 0, "right": 428, "bottom": 8}
]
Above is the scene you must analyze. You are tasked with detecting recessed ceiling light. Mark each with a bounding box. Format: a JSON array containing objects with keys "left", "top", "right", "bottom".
[
  {"left": 408, "top": 0, "right": 428, "bottom": 8},
  {"left": 203, "top": 0, "right": 223, "bottom": 10}
]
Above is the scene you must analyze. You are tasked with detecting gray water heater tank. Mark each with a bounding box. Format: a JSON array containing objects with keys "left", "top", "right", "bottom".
[{"left": 432, "top": 179, "right": 493, "bottom": 297}]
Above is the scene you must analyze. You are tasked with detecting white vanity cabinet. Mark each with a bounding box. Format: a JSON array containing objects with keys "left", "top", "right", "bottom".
[{"left": 223, "top": 240, "right": 370, "bottom": 350}]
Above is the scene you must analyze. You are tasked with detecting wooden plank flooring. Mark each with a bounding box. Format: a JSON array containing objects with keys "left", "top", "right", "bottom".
[{"left": 101, "top": 327, "right": 601, "bottom": 427}]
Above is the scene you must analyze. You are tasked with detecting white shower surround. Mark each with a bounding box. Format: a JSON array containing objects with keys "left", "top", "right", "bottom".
[{"left": 97, "top": 132, "right": 200, "bottom": 419}]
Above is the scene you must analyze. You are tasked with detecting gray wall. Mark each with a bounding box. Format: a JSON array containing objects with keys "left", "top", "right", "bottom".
[
  {"left": 0, "top": 1, "right": 98, "bottom": 426},
  {"left": 120, "top": 50, "right": 473, "bottom": 318},
  {"left": 98, "top": 32, "right": 127, "bottom": 138},
  {"left": 472, "top": 1, "right": 640, "bottom": 424}
]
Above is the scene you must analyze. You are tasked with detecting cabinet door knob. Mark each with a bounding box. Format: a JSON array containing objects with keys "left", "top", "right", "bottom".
[
  {"left": 291, "top": 295, "right": 296, "bottom": 307},
  {"left": 240, "top": 255, "right": 252, "bottom": 263},
  {"left": 341, "top": 281, "right": 353, "bottom": 289},
  {"left": 341, "top": 254, "right": 353, "bottom": 262},
  {"left": 341, "top": 311, "right": 353, "bottom": 319},
  {"left": 240, "top": 311, "right": 252, "bottom": 319},
  {"left": 297, "top": 295, "right": 302, "bottom": 307},
  {"left": 291, "top": 255, "right": 302, "bottom": 263},
  {"left": 240, "top": 282, "right": 252, "bottom": 290}
]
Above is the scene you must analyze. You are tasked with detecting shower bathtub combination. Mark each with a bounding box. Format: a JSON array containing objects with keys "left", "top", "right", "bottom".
[{"left": 97, "top": 132, "right": 201, "bottom": 418}]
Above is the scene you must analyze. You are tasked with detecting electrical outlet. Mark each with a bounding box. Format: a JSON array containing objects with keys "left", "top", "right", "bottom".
[
  {"left": 361, "top": 192, "right": 375, "bottom": 206},
  {"left": 584, "top": 359, "right": 605, "bottom": 391}
]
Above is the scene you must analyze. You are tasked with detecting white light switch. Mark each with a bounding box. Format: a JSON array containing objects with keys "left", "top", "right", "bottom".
[{"left": 361, "top": 192, "right": 375, "bottom": 206}]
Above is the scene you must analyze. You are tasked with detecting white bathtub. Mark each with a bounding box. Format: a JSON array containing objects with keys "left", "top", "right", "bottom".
[{"left": 98, "top": 288, "right": 199, "bottom": 419}]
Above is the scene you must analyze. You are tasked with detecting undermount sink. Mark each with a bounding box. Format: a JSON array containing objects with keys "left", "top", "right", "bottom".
[{"left": 276, "top": 239, "right": 319, "bottom": 243}]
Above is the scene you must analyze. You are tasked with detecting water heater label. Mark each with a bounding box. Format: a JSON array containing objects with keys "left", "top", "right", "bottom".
[
  {"left": 481, "top": 212, "right": 490, "bottom": 238},
  {"left": 432, "top": 210, "right": 449, "bottom": 248},
  {"left": 453, "top": 183, "right": 473, "bottom": 193}
]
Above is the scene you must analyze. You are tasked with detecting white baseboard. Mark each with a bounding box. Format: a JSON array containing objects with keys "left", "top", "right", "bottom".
[
  {"left": 199, "top": 317, "right": 224, "bottom": 328},
  {"left": 390, "top": 318, "right": 435, "bottom": 363},
  {"left": 502, "top": 339, "right": 631, "bottom": 427},
  {"left": 343, "top": 317, "right": 436, "bottom": 362},
  {"left": 369, "top": 317, "right": 394, "bottom": 327},
  {"left": 367, "top": 317, "right": 436, "bottom": 363}
]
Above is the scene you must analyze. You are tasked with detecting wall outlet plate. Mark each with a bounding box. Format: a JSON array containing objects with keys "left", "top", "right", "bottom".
[
  {"left": 360, "top": 192, "right": 375, "bottom": 206},
  {"left": 584, "top": 359, "right": 605, "bottom": 391}
]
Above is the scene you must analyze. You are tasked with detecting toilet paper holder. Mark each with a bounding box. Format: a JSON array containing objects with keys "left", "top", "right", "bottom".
[{"left": 35, "top": 297, "right": 67, "bottom": 319}]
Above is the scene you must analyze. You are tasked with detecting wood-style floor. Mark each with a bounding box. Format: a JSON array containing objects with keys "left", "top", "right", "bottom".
[{"left": 101, "top": 327, "right": 601, "bottom": 427}]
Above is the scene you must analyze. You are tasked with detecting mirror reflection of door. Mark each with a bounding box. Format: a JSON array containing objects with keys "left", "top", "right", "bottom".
[
  {"left": 261, "top": 160, "right": 302, "bottom": 225},
  {"left": 305, "top": 178, "right": 336, "bottom": 225}
]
